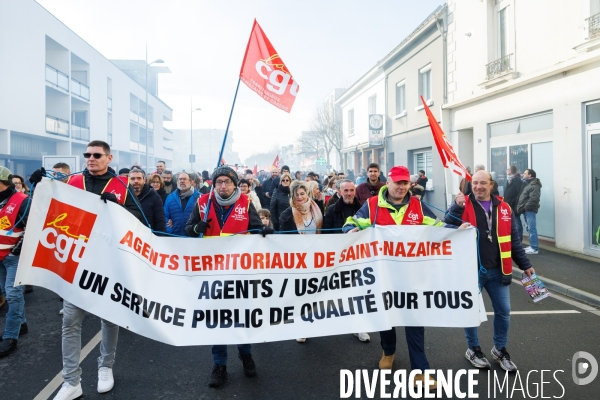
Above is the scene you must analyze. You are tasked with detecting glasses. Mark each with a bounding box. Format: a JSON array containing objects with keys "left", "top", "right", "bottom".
[
  {"left": 215, "top": 179, "right": 233, "bottom": 186},
  {"left": 14, "top": 182, "right": 22, "bottom": 186},
  {"left": 83, "top": 153, "right": 106, "bottom": 159},
  {"left": 281, "top": 179, "right": 291, "bottom": 182}
]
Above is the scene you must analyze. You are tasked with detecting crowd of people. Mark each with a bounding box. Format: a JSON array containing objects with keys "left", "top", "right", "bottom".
[{"left": 0, "top": 140, "right": 537, "bottom": 399}]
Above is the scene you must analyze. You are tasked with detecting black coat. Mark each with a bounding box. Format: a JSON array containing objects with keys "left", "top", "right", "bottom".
[
  {"left": 270, "top": 186, "right": 291, "bottom": 230},
  {"left": 155, "top": 187, "right": 168, "bottom": 204},
  {"left": 322, "top": 197, "right": 362, "bottom": 234},
  {"left": 503, "top": 174, "right": 523, "bottom": 211},
  {"left": 136, "top": 184, "right": 167, "bottom": 232},
  {"left": 278, "top": 207, "right": 297, "bottom": 234}
]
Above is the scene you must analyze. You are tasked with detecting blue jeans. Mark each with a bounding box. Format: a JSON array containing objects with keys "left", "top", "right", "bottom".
[
  {"left": 380, "top": 327, "right": 430, "bottom": 370},
  {"left": 0, "top": 254, "right": 26, "bottom": 340},
  {"left": 212, "top": 344, "right": 252, "bottom": 366},
  {"left": 515, "top": 214, "right": 524, "bottom": 243},
  {"left": 464, "top": 268, "right": 510, "bottom": 350},
  {"left": 524, "top": 211, "right": 538, "bottom": 251}
]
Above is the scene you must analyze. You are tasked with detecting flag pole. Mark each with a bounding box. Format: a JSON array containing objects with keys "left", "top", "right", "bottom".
[{"left": 200, "top": 77, "right": 242, "bottom": 237}]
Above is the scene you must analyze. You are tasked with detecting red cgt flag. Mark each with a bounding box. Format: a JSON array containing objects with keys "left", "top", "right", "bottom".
[
  {"left": 240, "top": 19, "right": 299, "bottom": 113},
  {"left": 421, "top": 96, "right": 472, "bottom": 181},
  {"left": 252, "top": 164, "right": 258, "bottom": 176},
  {"left": 272, "top": 155, "right": 280, "bottom": 169}
]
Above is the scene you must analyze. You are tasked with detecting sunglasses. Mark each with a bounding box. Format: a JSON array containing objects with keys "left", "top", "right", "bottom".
[
  {"left": 83, "top": 153, "right": 106, "bottom": 159},
  {"left": 281, "top": 179, "right": 291, "bottom": 182}
]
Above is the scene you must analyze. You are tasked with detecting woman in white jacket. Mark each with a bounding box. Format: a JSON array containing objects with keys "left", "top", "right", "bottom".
[{"left": 238, "top": 179, "right": 261, "bottom": 210}]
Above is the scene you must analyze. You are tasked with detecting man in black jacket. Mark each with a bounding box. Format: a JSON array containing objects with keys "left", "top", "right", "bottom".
[
  {"left": 322, "top": 180, "right": 371, "bottom": 343},
  {"left": 444, "top": 170, "right": 534, "bottom": 373},
  {"left": 29, "top": 140, "right": 143, "bottom": 399},
  {"left": 129, "top": 168, "right": 166, "bottom": 232}
]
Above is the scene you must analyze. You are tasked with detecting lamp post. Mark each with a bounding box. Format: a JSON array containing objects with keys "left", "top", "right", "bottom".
[
  {"left": 145, "top": 46, "right": 164, "bottom": 170},
  {"left": 190, "top": 101, "right": 202, "bottom": 171}
]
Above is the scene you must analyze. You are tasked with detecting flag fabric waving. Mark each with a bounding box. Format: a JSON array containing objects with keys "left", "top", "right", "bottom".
[
  {"left": 252, "top": 164, "right": 258, "bottom": 176},
  {"left": 272, "top": 155, "right": 280, "bottom": 169},
  {"left": 421, "top": 96, "right": 471, "bottom": 181},
  {"left": 240, "top": 19, "right": 299, "bottom": 113}
]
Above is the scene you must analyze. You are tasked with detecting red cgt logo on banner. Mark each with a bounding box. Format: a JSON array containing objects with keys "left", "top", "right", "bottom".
[
  {"left": 32, "top": 199, "right": 97, "bottom": 283},
  {"left": 240, "top": 19, "right": 299, "bottom": 113}
]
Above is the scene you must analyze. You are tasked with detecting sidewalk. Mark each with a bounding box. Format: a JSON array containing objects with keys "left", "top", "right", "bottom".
[{"left": 511, "top": 240, "right": 600, "bottom": 308}]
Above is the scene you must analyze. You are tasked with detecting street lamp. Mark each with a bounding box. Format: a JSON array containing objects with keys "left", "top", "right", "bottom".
[
  {"left": 190, "top": 102, "right": 202, "bottom": 171},
  {"left": 145, "top": 52, "right": 164, "bottom": 170}
]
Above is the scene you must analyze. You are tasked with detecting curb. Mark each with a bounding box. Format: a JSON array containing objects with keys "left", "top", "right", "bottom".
[
  {"left": 522, "top": 239, "right": 600, "bottom": 264},
  {"left": 512, "top": 270, "right": 600, "bottom": 308}
]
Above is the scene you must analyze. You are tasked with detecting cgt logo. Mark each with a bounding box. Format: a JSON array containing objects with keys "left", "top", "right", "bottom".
[
  {"left": 233, "top": 204, "right": 247, "bottom": 221},
  {"left": 32, "top": 199, "right": 97, "bottom": 283}
]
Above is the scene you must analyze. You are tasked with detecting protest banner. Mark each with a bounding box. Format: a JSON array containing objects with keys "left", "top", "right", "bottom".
[{"left": 16, "top": 179, "right": 485, "bottom": 346}]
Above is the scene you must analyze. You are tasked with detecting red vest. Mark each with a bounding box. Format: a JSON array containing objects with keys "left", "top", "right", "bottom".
[
  {"left": 197, "top": 193, "right": 251, "bottom": 237},
  {"left": 0, "top": 191, "right": 28, "bottom": 260},
  {"left": 67, "top": 174, "right": 129, "bottom": 205},
  {"left": 367, "top": 195, "right": 424, "bottom": 226},
  {"left": 461, "top": 196, "right": 513, "bottom": 276}
]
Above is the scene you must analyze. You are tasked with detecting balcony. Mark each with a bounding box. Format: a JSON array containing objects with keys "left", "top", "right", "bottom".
[
  {"left": 163, "top": 145, "right": 173, "bottom": 151},
  {"left": 45, "top": 64, "right": 69, "bottom": 91},
  {"left": 46, "top": 115, "right": 69, "bottom": 137},
  {"left": 71, "top": 124, "right": 90, "bottom": 141},
  {"left": 107, "top": 97, "right": 112, "bottom": 110},
  {"left": 71, "top": 78, "right": 90, "bottom": 100},
  {"left": 130, "top": 141, "right": 139, "bottom": 151},
  {"left": 486, "top": 54, "right": 513, "bottom": 80},
  {"left": 590, "top": 12, "right": 600, "bottom": 40},
  {"left": 164, "top": 127, "right": 173, "bottom": 135},
  {"left": 130, "top": 111, "right": 138, "bottom": 123}
]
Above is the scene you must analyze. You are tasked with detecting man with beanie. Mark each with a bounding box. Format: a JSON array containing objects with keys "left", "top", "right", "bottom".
[
  {"left": 184, "top": 166, "right": 270, "bottom": 388},
  {"left": 0, "top": 167, "right": 30, "bottom": 358}
]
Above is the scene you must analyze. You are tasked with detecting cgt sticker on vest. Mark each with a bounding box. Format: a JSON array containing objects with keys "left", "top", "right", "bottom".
[
  {"left": 232, "top": 204, "right": 247, "bottom": 221},
  {"left": 0, "top": 216, "right": 11, "bottom": 230},
  {"left": 500, "top": 207, "right": 511, "bottom": 223},
  {"left": 5, "top": 203, "right": 17, "bottom": 214},
  {"left": 32, "top": 199, "right": 97, "bottom": 284}
]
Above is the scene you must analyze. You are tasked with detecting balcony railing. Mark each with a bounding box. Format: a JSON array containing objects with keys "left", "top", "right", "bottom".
[
  {"left": 71, "top": 124, "right": 90, "bottom": 141},
  {"left": 163, "top": 145, "right": 173, "bottom": 151},
  {"left": 45, "top": 115, "right": 69, "bottom": 137},
  {"left": 163, "top": 127, "right": 173, "bottom": 134},
  {"left": 71, "top": 78, "right": 90, "bottom": 100},
  {"left": 589, "top": 12, "right": 600, "bottom": 40},
  {"left": 486, "top": 53, "right": 513, "bottom": 80},
  {"left": 130, "top": 141, "right": 139, "bottom": 151},
  {"left": 107, "top": 97, "right": 112, "bottom": 110},
  {"left": 45, "top": 64, "right": 69, "bottom": 91},
  {"left": 130, "top": 111, "right": 138, "bottom": 123}
]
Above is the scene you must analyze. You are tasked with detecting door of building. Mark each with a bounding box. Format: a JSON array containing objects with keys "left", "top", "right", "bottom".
[
  {"left": 531, "top": 142, "right": 555, "bottom": 239},
  {"left": 590, "top": 129, "right": 600, "bottom": 248}
]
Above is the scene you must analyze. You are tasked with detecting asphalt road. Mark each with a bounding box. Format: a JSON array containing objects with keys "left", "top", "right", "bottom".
[{"left": 2, "top": 282, "right": 600, "bottom": 400}]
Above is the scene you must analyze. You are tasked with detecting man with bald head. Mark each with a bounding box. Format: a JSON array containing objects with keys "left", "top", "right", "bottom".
[
  {"left": 163, "top": 172, "right": 200, "bottom": 236},
  {"left": 445, "top": 170, "right": 534, "bottom": 372}
]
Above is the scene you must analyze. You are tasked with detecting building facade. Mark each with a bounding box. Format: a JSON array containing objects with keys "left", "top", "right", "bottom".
[
  {"left": 446, "top": 0, "right": 600, "bottom": 256},
  {"left": 0, "top": 0, "right": 173, "bottom": 176}
]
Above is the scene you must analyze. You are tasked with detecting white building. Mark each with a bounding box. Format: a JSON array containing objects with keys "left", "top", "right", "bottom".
[
  {"left": 0, "top": 0, "right": 173, "bottom": 176},
  {"left": 445, "top": 0, "right": 600, "bottom": 256},
  {"left": 337, "top": 66, "right": 386, "bottom": 177}
]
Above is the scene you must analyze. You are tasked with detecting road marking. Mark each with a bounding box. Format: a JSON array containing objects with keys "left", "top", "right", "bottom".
[
  {"left": 486, "top": 310, "right": 580, "bottom": 315},
  {"left": 34, "top": 330, "right": 102, "bottom": 400}
]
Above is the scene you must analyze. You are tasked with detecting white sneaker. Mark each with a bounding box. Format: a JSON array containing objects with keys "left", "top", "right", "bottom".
[
  {"left": 354, "top": 332, "right": 371, "bottom": 342},
  {"left": 525, "top": 248, "right": 538, "bottom": 254},
  {"left": 59, "top": 308, "right": 64, "bottom": 315},
  {"left": 54, "top": 382, "right": 82, "bottom": 400},
  {"left": 97, "top": 367, "right": 114, "bottom": 393},
  {"left": 296, "top": 338, "right": 306, "bottom": 343}
]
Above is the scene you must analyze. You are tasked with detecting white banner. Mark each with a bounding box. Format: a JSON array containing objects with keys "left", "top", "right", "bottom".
[{"left": 16, "top": 179, "right": 485, "bottom": 346}]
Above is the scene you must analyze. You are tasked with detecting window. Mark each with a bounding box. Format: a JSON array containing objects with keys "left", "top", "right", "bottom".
[
  {"left": 414, "top": 150, "right": 433, "bottom": 181},
  {"left": 418, "top": 64, "right": 431, "bottom": 103},
  {"left": 489, "top": 112, "right": 553, "bottom": 137},
  {"left": 348, "top": 109, "right": 354, "bottom": 136},
  {"left": 498, "top": 7, "right": 509, "bottom": 58},
  {"left": 395, "top": 81, "right": 406, "bottom": 116},
  {"left": 368, "top": 95, "right": 377, "bottom": 115},
  {"left": 72, "top": 111, "right": 87, "bottom": 128},
  {"left": 107, "top": 113, "right": 112, "bottom": 146}
]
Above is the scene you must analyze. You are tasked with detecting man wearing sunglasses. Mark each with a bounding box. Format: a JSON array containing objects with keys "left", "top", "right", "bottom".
[{"left": 30, "top": 140, "right": 143, "bottom": 400}]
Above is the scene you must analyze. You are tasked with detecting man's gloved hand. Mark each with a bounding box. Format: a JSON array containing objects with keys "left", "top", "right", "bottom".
[
  {"left": 261, "top": 225, "right": 275, "bottom": 237},
  {"left": 100, "top": 192, "right": 118, "bottom": 204},
  {"left": 194, "top": 218, "right": 212, "bottom": 235},
  {"left": 29, "top": 168, "right": 47, "bottom": 185}
]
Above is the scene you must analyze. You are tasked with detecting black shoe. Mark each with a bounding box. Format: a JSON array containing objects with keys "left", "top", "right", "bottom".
[
  {"left": 0, "top": 338, "right": 17, "bottom": 357},
  {"left": 208, "top": 364, "right": 227, "bottom": 388},
  {"left": 238, "top": 353, "right": 256, "bottom": 377},
  {"left": 24, "top": 285, "right": 34, "bottom": 293},
  {"left": 0, "top": 323, "right": 28, "bottom": 339}
]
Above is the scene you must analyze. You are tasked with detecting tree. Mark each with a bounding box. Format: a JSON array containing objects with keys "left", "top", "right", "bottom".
[{"left": 308, "top": 98, "right": 343, "bottom": 169}]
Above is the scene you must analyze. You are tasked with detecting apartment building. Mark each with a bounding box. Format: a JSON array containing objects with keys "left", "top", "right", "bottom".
[{"left": 0, "top": 0, "right": 173, "bottom": 176}]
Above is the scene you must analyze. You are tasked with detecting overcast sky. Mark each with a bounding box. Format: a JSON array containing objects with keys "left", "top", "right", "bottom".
[{"left": 37, "top": 0, "right": 443, "bottom": 162}]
